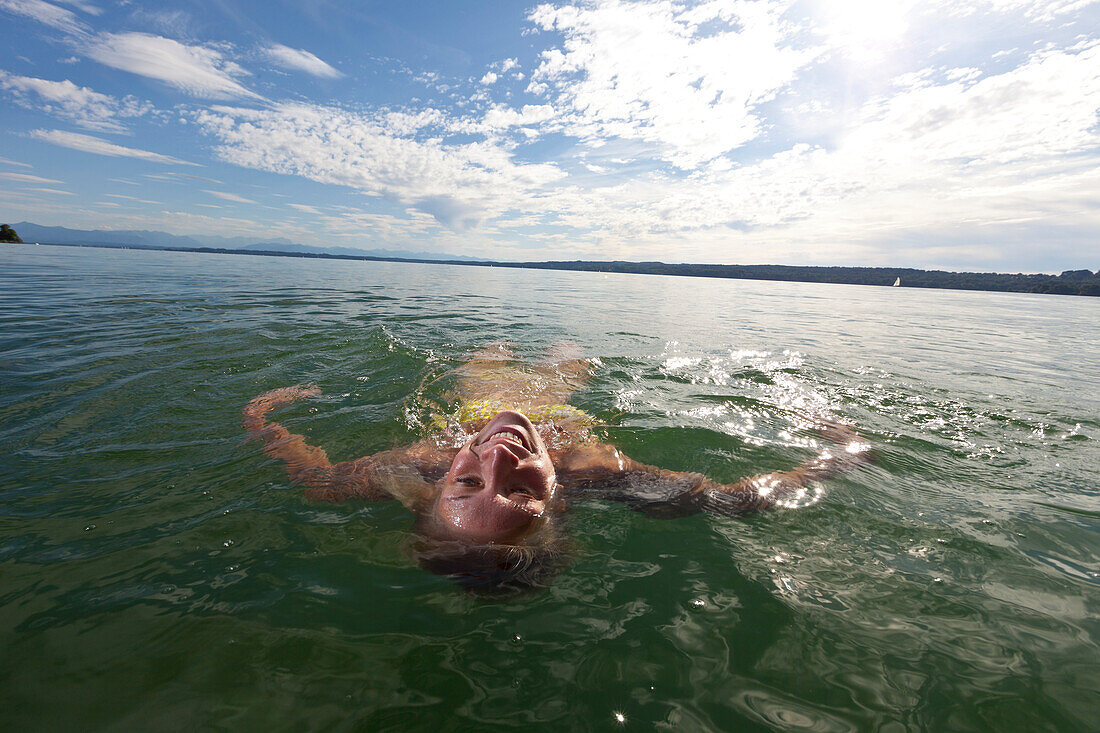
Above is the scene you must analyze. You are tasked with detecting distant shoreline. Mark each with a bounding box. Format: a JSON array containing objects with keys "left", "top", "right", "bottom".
[{"left": 16, "top": 240, "right": 1100, "bottom": 297}]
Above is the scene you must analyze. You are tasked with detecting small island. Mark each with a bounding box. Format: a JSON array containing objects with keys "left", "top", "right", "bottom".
[{"left": 0, "top": 224, "right": 23, "bottom": 244}]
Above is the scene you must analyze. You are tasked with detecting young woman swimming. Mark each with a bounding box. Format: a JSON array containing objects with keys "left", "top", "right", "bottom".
[{"left": 243, "top": 344, "right": 871, "bottom": 588}]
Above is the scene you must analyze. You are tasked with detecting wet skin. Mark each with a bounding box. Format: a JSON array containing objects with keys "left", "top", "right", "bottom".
[
  {"left": 436, "top": 410, "right": 557, "bottom": 543},
  {"left": 243, "top": 385, "right": 872, "bottom": 547}
]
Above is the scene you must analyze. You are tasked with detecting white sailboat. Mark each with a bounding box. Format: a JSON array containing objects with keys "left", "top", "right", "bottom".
[{"left": 892, "top": 277, "right": 901, "bottom": 287}]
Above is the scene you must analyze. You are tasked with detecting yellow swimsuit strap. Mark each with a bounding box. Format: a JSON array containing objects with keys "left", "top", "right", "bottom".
[{"left": 431, "top": 398, "right": 593, "bottom": 430}]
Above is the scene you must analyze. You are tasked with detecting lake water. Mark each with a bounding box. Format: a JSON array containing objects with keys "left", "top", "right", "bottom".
[{"left": 2, "top": 244, "right": 1098, "bottom": 731}]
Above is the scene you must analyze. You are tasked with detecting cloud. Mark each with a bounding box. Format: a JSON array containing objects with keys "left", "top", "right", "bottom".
[
  {"left": 264, "top": 44, "right": 342, "bottom": 78},
  {"left": 86, "top": 32, "right": 260, "bottom": 99},
  {"left": 475, "top": 103, "right": 557, "bottom": 134},
  {"left": 0, "top": 0, "right": 87, "bottom": 35},
  {"left": 0, "top": 170, "right": 64, "bottom": 183},
  {"left": 0, "top": 71, "right": 153, "bottom": 132},
  {"left": 480, "top": 71, "right": 498, "bottom": 85},
  {"left": 0, "top": 156, "right": 33, "bottom": 168},
  {"left": 29, "top": 186, "right": 75, "bottom": 195},
  {"left": 195, "top": 102, "right": 565, "bottom": 229},
  {"left": 104, "top": 193, "right": 161, "bottom": 204},
  {"left": 55, "top": 0, "right": 98, "bottom": 13},
  {"left": 29, "top": 128, "right": 197, "bottom": 165},
  {"left": 144, "top": 171, "right": 223, "bottom": 184},
  {"left": 203, "top": 189, "right": 255, "bottom": 203},
  {"left": 508, "top": 39, "right": 1100, "bottom": 265},
  {"left": 288, "top": 203, "right": 321, "bottom": 214},
  {"left": 527, "top": 0, "right": 822, "bottom": 168},
  {"left": 125, "top": 7, "right": 190, "bottom": 35},
  {"left": 963, "top": 0, "right": 1099, "bottom": 22}
]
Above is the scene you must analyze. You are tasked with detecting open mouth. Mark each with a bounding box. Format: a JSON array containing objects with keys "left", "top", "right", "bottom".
[{"left": 479, "top": 426, "right": 530, "bottom": 451}]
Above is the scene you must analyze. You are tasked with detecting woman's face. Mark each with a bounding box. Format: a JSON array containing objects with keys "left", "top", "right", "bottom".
[{"left": 433, "top": 410, "right": 557, "bottom": 543}]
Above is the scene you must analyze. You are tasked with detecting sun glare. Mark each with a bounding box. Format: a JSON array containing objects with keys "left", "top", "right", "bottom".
[{"left": 816, "top": 0, "right": 913, "bottom": 60}]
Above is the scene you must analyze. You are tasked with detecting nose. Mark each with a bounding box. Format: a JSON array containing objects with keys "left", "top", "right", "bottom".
[{"left": 481, "top": 443, "right": 519, "bottom": 494}]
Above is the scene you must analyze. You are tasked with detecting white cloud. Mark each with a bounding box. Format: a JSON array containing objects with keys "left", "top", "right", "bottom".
[
  {"left": 144, "top": 171, "right": 223, "bottom": 184},
  {"left": 963, "top": 0, "right": 1099, "bottom": 22},
  {"left": 0, "top": 170, "right": 63, "bottom": 183},
  {"left": 86, "top": 32, "right": 259, "bottom": 99},
  {"left": 459, "top": 103, "right": 557, "bottom": 136},
  {"left": 104, "top": 193, "right": 160, "bottom": 204},
  {"left": 28, "top": 128, "right": 197, "bottom": 165},
  {"left": 195, "top": 102, "right": 565, "bottom": 229},
  {"left": 513, "top": 40, "right": 1100, "bottom": 266},
  {"left": 264, "top": 44, "right": 342, "bottom": 78},
  {"left": 30, "top": 186, "right": 75, "bottom": 195},
  {"left": 203, "top": 189, "right": 256, "bottom": 203},
  {"left": 0, "top": 71, "right": 152, "bottom": 132},
  {"left": 527, "top": 0, "right": 822, "bottom": 168},
  {"left": 0, "top": 0, "right": 87, "bottom": 35},
  {"left": 0, "top": 156, "right": 33, "bottom": 168},
  {"left": 55, "top": 0, "right": 98, "bottom": 13},
  {"left": 288, "top": 203, "right": 321, "bottom": 214},
  {"left": 480, "top": 71, "right": 499, "bottom": 85}
]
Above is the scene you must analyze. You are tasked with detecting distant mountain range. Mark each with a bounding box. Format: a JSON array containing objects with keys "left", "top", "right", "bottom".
[{"left": 9, "top": 222, "right": 489, "bottom": 262}]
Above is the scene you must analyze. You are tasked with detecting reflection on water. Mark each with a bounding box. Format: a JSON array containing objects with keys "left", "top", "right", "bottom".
[{"left": 1, "top": 244, "right": 1098, "bottom": 730}]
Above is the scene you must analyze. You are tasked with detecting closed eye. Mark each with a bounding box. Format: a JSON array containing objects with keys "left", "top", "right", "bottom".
[{"left": 457, "top": 477, "right": 481, "bottom": 486}]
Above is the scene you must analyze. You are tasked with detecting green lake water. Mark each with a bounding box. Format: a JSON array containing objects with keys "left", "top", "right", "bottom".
[{"left": 1, "top": 244, "right": 1098, "bottom": 731}]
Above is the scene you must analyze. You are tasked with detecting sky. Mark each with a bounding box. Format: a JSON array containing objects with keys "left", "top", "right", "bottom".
[{"left": 1, "top": 0, "right": 1098, "bottom": 271}]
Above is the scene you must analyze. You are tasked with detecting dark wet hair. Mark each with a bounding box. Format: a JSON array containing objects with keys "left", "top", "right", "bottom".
[{"left": 408, "top": 502, "right": 569, "bottom": 593}]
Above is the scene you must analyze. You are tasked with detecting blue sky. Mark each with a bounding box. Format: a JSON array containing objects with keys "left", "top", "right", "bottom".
[{"left": 1, "top": 0, "right": 1097, "bottom": 271}]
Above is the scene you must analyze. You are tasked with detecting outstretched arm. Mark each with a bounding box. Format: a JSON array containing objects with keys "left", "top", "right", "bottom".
[
  {"left": 692, "top": 420, "right": 872, "bottom": 515},
  {"left": 557, "top": 419, "right": 872, "bottom": 517},
  {"left": 243, "top": 386, "right": 451, "bottom": 505}
]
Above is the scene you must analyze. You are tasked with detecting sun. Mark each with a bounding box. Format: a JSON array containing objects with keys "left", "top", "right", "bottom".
[{"left": 814, "top": 0, "right": 913, "bottom": 61}]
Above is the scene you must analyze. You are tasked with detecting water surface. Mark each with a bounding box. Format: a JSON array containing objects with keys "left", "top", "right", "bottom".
[{"left": 1, "top": 244, "right": 1098, "bottom": 730}]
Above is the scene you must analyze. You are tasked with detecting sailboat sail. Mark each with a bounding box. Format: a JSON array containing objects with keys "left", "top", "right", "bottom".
[{"left": 893, "top": 277, "right": 901, "bottom": 287}]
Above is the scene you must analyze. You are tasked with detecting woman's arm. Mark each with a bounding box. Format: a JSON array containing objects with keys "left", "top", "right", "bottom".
[
  {"left": 556, "top": 420, "right": 872, "bottom": 517},
  {"left": 692, "top": 421, "right": 872, "bottom": 515},
  {"left": 243, "top": 386, "right": 451, "bottom": 505}
]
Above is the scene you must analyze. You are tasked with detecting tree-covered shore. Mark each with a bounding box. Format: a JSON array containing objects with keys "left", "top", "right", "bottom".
[
  {"left": 24, "top": 240, "right": 1100, "bottom": 296},
  {"left": 0, "top": 224, "right": 23, "bottom": 243}
]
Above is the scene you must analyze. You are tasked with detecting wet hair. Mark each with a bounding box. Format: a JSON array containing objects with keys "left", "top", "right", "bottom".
[{"left": 408, "top": 497, "right": 570, "bottom": 593}]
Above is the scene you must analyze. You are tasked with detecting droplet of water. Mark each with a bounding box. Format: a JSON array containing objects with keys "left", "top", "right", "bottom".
[{"left": 613, "top": 711, "right": 626, "bottom": 724}]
